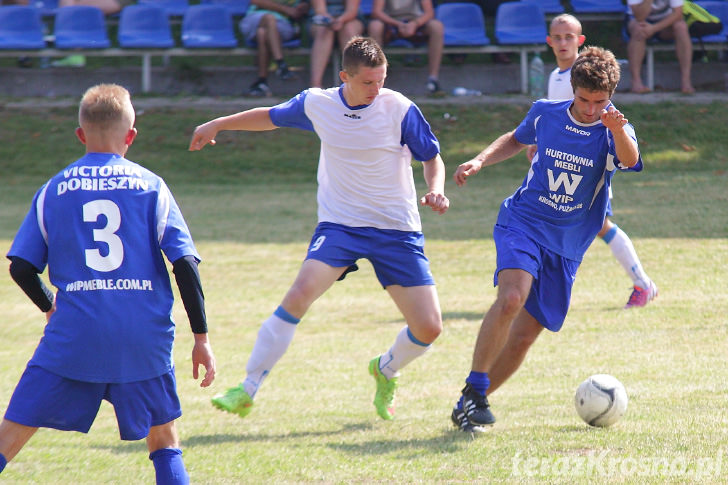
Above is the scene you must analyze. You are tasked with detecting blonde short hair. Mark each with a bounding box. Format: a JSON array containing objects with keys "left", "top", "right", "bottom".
[
  {"left": 549, "top": 14, "right": 582, "bottom": 35},
  {"left": 78, "top": 84, "right": 135, "bottom": 132}
]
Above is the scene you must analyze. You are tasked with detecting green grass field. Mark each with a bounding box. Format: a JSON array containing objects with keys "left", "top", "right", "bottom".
[{"left": 1, "top": 100, "right": 727, "bottom": 484}]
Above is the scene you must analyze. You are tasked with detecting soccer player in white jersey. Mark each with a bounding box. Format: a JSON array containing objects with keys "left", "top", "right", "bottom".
[
  {"left": 450, "top": 46, "right": 643, "bottom": 432},
  {"left": 533, "top": 14, "right": 658, "bottom": 309},
  {"left": 0, "top": 84, "right": 216, "bottom": 483},
  {"left": 189, "top": 36, "right": 449, "bottom": 421}
]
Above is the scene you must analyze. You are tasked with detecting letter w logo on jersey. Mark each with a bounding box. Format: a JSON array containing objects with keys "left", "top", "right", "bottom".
[{"left": 547, "top": 169, "right": 582, "bottom": 195}]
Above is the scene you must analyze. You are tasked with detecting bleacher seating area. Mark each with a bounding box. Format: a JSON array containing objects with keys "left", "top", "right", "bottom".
[{"left": 1, "top": 0, "right": 726, "bottom": 94}]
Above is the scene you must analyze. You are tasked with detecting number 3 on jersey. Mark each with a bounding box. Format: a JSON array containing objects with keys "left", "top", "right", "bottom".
[{"left": 83, "top": 199, "right": 124, "bottom": 272}]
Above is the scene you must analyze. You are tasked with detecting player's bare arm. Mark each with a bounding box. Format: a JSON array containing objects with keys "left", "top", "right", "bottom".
[
  {"left": 192, "top": 333, "right": 216, "bottom": 388},
  {"left": 601, "top": 107, "right": 640, "bottom": 167},
  {"left": 454, "top": 130, "right": 525, "bottom": 187},
  {"left": 189, "top": 107, "right": 277, "bottom": 151},
  {"left": 420, "top": 154, "right": 449, "bottom": 214}
]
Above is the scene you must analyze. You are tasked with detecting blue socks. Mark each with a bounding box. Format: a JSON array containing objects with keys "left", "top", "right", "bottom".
[
  {"left": 458, "top": 371, "right": 490, "bottom": 409},
  {"left": 149, "top": 448, "right": 189, "bottom": 485},
  {"left": 0, "top": 452, "right": 7, "bottom": 473},
  {"left": 467, "top": 371, "right": 490, "bottom": 395}
]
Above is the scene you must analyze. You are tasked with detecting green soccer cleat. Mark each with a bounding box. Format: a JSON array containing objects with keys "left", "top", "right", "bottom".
[
  {"left": 211, "top": 385, "right": 254, "bottom": 418},
  {"left": 368, "top": 356, "right": 398, "bottom": 420}
]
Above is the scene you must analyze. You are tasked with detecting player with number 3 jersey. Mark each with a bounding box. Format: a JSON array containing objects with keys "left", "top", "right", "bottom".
[{"left": 1, "top": 84, "right": 215, "bottom": 484}]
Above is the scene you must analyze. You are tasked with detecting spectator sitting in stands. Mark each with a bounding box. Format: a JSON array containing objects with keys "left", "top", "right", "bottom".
[
  {"left": 367, "top": 0, "right": 444, "bottom": 93},
  {"left": 240, "top": 0, "right": 310, "bottom": 96},
  {"left": 626, "top": 0, "right": 695, "bottom": 94},
  {"left": 51, "top": 0, "right": 130, "bottom": 68},
  {"left": 309, "top": 0, "right": 364, "bottom": 88}
]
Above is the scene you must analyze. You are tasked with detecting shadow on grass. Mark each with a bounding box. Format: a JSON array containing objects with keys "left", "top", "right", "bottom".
[
  {"left": 182, "top": 422, "right": 375, "bottom": 447},
  {"left": 326, "top": 427, "right": 492, "bottom": 456}
]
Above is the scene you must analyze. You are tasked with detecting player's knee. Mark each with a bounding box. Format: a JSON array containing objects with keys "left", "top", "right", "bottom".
[
  {"left": 496, "top": 289, "right": 527, "bottom": 317},
  {"left": 412, "top": 314, "right": 442, "bottom": 344}
]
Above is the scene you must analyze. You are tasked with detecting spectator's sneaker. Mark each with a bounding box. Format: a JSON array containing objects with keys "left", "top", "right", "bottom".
[
  {"left": 368, "top": 356, "right": 398, "bottom": 420},
  {"left": 426, "top": 79, "right": 441, "bottom": 94},
  {"left": 624, "top": 282, "right": 658, "bottom": 309},
  {"left": 211, "top": 385, "right": 254, "bottom": 418},
  {"left": 460, "top": 383, "right": 496, "bottom": 425},
  {"left": 248, "top": 80, "right": 271, "bottom": 97},
  {"left": 276, "top": 66, "right": 296, "bottom": 80},
  {"left": 51, "top": 55, "right": 85, "bottom": 67},
  {"left": 451, "top": 406, "right": 488, "bottom": 434}
]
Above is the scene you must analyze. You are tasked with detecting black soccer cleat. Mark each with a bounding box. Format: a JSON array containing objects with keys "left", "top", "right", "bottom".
[
  {"left": 451, "top": 406, "right": 488, "bottom": 434},
  {"left": 461, "top": 383, "right": 496, "bottom": 426}
]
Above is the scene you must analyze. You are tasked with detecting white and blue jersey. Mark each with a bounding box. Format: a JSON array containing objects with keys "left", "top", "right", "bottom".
[
  {"left": 547, "top": 66, "right": 573, "bottom": 101},
  {"left": 7, "top": 153, "right": 200, "bottom": 383},
  {"left": 269, "top": 86, "right": 440, "bottom": 232},
  {"left": 501, "top": 100, "right": 643, "bottom": 261}
]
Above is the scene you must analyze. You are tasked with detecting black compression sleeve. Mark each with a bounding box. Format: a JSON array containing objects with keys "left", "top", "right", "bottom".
[
  {"left": 8, "top": 256, "right": 54, "bottom": 313},
  {"left": 172, "top": 255, "right": 208, "bottom": 334}
]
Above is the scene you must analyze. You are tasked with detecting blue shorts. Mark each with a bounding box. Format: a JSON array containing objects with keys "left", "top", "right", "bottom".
[
  {"left": 4, "top": 365, "right": 182, "bottom": 441},
  {"left": 306, "top": 222, "right": 435, "bottom": 288},
  {"left": 493, "top": 225, "right": 580, "bottom": 332}
]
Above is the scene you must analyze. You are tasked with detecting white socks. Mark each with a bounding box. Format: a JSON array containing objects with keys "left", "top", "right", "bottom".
[
  {"left": 377, "top": 326, "right": 431, "bottom": 380},
  {"left": 243, "top": 307, "right": 298, "bottom": 398},
  {"left": 604, "top": 225, "right": 651, "bottom": 289}
]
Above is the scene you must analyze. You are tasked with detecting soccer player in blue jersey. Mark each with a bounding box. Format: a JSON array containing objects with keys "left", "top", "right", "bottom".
[
  {"left": 534, "top": 14, "right": 658, "bottom": 309},
  {"left": 0, "top": 84, "right": 216, "bottom": 484},
  {"left": 449, "top": 46, "right": 643, "bottom": 432},
  {"left": 189, "top": 36, "right": 449, "bottom": 421}
]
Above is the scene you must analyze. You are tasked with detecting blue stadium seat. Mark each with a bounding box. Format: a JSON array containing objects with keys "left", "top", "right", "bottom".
[
  {"left": 695, "top": 1, "right": 728, "bottom": 42},
  {"left": 182, "top": 5, "right": 238, "bottom": 48},
  {"left": 200, "top": 0, "right": 251, "bottom": 17},
  {"left": 138, "top": 0, "right": 190, "bottom": 17},
  {"left": 570, "top": 0, "right": 627, "bottom": 14},
  {"left": 0, "top": 6, "right": 46, "bottom": 50},
  {"left": 519, "top": 0, "right": 564, "bottom": 15},
  {"left": 118, "top": 5, "right": 175, "bottom": 48},
  {"left": 494, "top": 2, "right": 547, "bottom": 44},
  {"left": 53, "top": 6, "right": 111, "bottom": 49},
  {"left": 31, "top": 0, "right": 58, "bottom": 17},
  {"left": 436, "top": 2, "right": 490, "bottom": 46}
]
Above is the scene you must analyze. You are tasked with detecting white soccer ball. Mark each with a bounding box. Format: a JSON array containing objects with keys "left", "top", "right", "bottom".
[{"left": 574, "top": 374, "right": 628, "bottom": 427}]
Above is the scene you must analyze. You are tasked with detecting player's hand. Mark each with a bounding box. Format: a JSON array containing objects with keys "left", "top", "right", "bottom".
[
  {"left": 453, "top": 159, "right": 483, "bottom": 187},
  {"left": 45, "top": 297, "right": 56, "bottom": 323},
  {"left": 192, "top": 336, "right": 216, "bottom": 387},
  {"left": 188, "top": 121, "right": 219, "bottom": 151},
  {"left": 601, "top": 106, "right": 628, "bottom": 133},
  {"left": 420, "top": 191, "right": 449, "bottom": 214}
]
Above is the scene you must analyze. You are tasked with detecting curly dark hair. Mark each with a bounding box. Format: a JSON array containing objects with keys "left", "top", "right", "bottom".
[{"left": 571, "top": 46, "right": 621, "bottom": 96}]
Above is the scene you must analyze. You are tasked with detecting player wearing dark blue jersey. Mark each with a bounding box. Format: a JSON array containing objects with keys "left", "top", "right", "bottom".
[
  {"left": 0, "top": 84, "right": 216, "bottom": 484},
  {"left": 450, "top": 47, "right": 643, "bottom": 433}
]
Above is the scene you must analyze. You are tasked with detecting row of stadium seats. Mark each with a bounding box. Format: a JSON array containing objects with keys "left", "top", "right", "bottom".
[
  {"left": 16, "top": 0, "right": 697, "bottom": 20},
  {"left": 0, "top": 2, "right": 557, "bottom": 50},
  {"left": 1, "top": 1, "right": 725, "bottom": 94}
]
